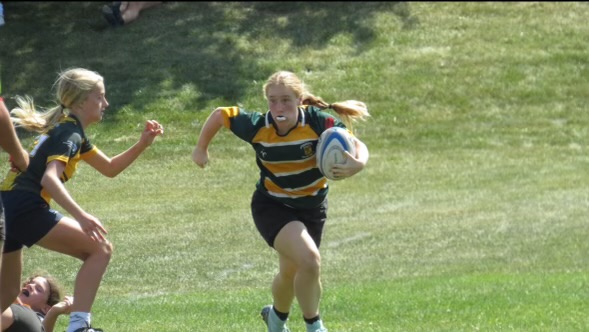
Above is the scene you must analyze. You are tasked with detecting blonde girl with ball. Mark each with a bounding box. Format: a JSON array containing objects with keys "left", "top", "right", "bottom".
[{"left": 192, "top": 70, "right": 369, "bottom": 332}]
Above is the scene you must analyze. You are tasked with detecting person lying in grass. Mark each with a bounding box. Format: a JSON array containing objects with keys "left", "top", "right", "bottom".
[{"left": 1, "top": 273, "right": 73, "bottom": 332}]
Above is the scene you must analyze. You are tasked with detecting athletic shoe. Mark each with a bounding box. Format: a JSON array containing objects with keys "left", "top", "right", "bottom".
[
  {"left": 306, "top": 319, "right": 328, "bottom": 332},
  {"left": 261, "top": 305, "right": 290, "bottom": 332},
  {"left": 72, "top": 325, "right": 104, "bottom": 332},
  {"left": 102, "top": 1, "right": 124, "bottom": 27}
]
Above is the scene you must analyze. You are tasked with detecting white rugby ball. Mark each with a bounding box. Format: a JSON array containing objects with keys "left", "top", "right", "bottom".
[{"left": 316, "top": 127, "right": 356, "bottom": 180}]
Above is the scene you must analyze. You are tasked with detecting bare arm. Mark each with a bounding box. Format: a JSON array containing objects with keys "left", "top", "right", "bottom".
[
  {"left": 1, "top": 306, "right": 15, "bottom": 331},
  {"left": 43, "top": 296, "right": 73, "bottom": 332},
  {"left": 0, "top": 98, "right": 29, "bottom": 171},
  {"left": 84, "top": 120, "right": 163, "bottom": 178},
  {"left": 332, "top": 137, "right": 369, "bottom": 178},
  {"left": 192, "top": 108, "right": 225, "bottom": 168},
  {"left": 353, "top": 137, "right": 369, "bottom": 166},
  {"left": 41, "top": 161, "right": 107, "bottom": 241}
]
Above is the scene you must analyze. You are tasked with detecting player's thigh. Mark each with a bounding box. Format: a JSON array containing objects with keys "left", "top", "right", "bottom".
[
  {"left": 274, "top": 221, "right": 320, "bottom": 266},
  {"left": 36, "top": 217, "right": 112, "bottom": 260}
]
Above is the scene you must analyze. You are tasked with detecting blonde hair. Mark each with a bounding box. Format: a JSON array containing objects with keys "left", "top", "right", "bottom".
[
  {"left": 11, "top": 68, "right": 104, "bottom": 133},
  {"left": 263, "top": 70, "right": 370, "bottom": 128}
]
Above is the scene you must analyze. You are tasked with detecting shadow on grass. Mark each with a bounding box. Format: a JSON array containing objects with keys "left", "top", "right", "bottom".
[{"left": 0, "top": 1, "right": 417, "bottom": 120}]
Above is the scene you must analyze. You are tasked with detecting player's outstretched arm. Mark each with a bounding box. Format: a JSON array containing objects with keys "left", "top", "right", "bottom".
[
  {"left": 85, "top": 120, "right": 164, "bottom": 178},
  {"left": 192, "top": 108, "right": 225, "bottom": 168}
]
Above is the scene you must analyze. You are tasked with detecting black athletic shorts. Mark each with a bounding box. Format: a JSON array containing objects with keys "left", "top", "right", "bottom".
[
  {"left": 1, "top": 191, "right": 64, "bottom": 253},
  {"left": 251, "top": 189, "right": 327, "bottom": 248}
]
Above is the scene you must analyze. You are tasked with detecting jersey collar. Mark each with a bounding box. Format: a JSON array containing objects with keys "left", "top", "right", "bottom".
[{"left": 264, "top": 107, "right": 306, "bottom": 128}]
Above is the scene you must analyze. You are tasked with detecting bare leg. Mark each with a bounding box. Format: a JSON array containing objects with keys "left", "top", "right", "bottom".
[
  {"left": 119, "top": 1, "right": 130, "bottom": 12},
  {"left": 273, "top": 221, "right": 322, "bottom": 319},
  {"left": 121, "top": 1, "right": 162, "bottom": 25},
  {"left": 0, "top": 249, "right": 23, "bottom": 312},
  {"left": 36, "top": 217, "right": 112, "bottom": 313},
  {"left": 272, "top": 254, "right": 297, "bottom": 313}
]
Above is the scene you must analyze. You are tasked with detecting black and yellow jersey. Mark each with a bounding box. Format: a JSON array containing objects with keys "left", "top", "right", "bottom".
[
  {"left": 221, "top": 105, "right": 349, "bottom": 209},
  {"left": 1, "top": 115, "right": 98, "bottom": 203}
]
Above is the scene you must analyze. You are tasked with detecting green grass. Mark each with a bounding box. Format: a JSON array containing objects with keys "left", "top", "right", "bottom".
[{"left": 1, "top": 2, "right": 588, "bottom": 331}]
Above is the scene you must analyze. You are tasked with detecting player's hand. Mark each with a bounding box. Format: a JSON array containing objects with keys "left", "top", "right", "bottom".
[
  {"left": 50, "top": 296, "right": 74, "bottom": 315},
  {"left": 331, "top": 150, "right": 364, "bottom": 179},
  {"left": 192, "top": 146, "right": 209, "bottom": 168},
  {"left": 76, "top": 211, "right": 108, "bottom": 242},
  {"left": 140, "top": 120, "right": 164, "bottom": 146},
  {"left": 9, "top": 149, "right": 29, "bottom": 172}
]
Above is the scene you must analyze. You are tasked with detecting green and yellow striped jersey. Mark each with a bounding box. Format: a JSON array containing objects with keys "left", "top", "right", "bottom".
[{"left": 221, "top": 105, "right": 349, "bottom": 209}]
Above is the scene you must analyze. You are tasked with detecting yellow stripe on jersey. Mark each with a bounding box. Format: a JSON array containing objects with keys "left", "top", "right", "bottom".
[
  {"left": 262, "top": 157, "right": 317, "bottom": 176},
  {"left": 253, "top": 125, "right": 319, "bottom": 177},
  {"left": 43, "top": 146, "right": 99, "bottom": 201},
  {"left": 253, "top": 124, "right": 319, "bottom": 143},
  {"left": 264, "top": 177, "right": 327, "bottom": 198},
  {"left": 47, "top": 155, "right": 69, "bottom": 164},
  {"left": 41, "top": 189, "right": 52, "bottom": 204},
  {"left": 0, "top": 172, "right": 17, "bottom": 191},
  {"left": 221, "top": 106, "right": 241, "bottom": 128},
  {"left": 81, "top": 146, "right": 99, "bottom": 160}
]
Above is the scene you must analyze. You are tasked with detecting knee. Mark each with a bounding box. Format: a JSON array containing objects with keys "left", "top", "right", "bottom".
[
  {"left": 100, "top": 240, "right": 114, "bottom": 261},
  {"left": 85, "top": 240, "right": 113, "bottom": 263},
  {"left": 299, "top": 250, "right": 321, "bottom": 275}
]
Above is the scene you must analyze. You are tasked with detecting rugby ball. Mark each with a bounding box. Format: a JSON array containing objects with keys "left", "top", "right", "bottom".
[{"left": 316, "top": 127, "right": 356, "bottom": 180}]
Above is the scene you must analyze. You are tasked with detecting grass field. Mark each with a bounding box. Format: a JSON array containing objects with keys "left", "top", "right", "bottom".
[{"left": 1, "top": 2, "right": 588, "bottom": 331}]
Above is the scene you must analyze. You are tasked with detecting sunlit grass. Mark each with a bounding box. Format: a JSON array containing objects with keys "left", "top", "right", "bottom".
[{"left": 0, "top": 2, "right": 587, "bottom": 331}]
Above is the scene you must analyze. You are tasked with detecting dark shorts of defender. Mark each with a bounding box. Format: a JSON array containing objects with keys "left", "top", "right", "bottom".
[
  {"left": 1, "top": 191, "right": 64, "bottom": 253},
  {"left": 251, "top": 189, "right": 327, "bottom": 248}
]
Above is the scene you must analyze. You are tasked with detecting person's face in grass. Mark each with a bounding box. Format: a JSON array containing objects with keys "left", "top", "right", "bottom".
[{"left": 18, "top": 276, "right": 52, "bottom": 313}]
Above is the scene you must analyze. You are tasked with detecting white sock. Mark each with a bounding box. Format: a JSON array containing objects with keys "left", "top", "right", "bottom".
[{"left": 67, "top": 312, "right": 91, "bottom": 332}]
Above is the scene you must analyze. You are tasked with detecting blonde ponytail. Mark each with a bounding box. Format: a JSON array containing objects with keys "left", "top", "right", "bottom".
[
  {"left": 10, "top": 96, "right": 65, "bottom": 133},
  {"left": 302, "top": 94, "right": 370, "bottom": 129},
  {"left": 10, "top": 67, "right": 103, "bottom": 133}
]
